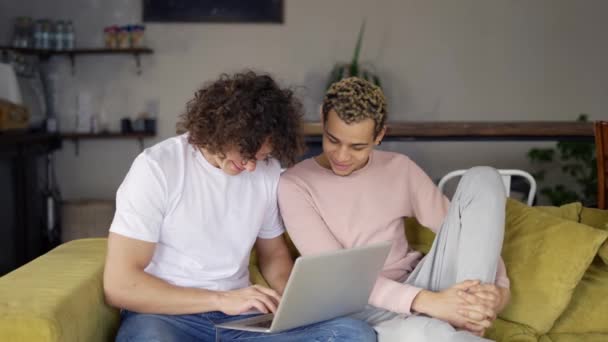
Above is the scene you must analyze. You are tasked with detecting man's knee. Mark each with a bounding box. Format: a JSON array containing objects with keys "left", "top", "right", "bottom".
[
  {"left": 463, "top": 167, "right": 503, "bottom": 190},
  {"left": 460, "top": 166, "right": 506, "bottom": 201}
]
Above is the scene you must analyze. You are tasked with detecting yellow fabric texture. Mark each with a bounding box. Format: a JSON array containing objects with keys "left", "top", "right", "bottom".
[
  {"left": 540, "top": 333, "right": 608, "bottom": 342},
  {"left": 248, "top": 249, "right": 270, "bottom": 287},
  {"left": 579, "top": 207, "right": 608, "bottom": 264},
  {"left": 485, "top": 318, "right": 538, "bottom": 342},
  {"left": 541, "top": 205, "right": 608, "bottom": 335},
  {"left": 500, "top": 199, "right": 607, "bottom": 334},
  {"left": 549, "top": 257, "right": 608, "bottom": 334},
  {"left": 0, "top": 238, "right": 119, "bottom": 342},
  {"left": 534, "top": 202, "right": 582, "bottom": 221},
  {"left": 403, "top": 202, "right": 586, "bottom": 257},
  {"left": 404, "top": 217, "right": 435, "bottom": 254}
]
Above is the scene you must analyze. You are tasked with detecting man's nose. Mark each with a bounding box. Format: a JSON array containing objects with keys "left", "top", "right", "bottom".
[{"left": 335, "top": 146, "right": 350, "bottom": 162}]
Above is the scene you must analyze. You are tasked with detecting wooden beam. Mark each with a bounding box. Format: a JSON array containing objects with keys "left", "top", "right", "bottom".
[{"left": 303, "top": 121, "right": 594, "bottom": 140}]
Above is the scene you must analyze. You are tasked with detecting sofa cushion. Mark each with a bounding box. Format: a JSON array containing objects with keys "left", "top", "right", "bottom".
[
  {"left": 548, "top": 257, "right": 608, "bottom": 334},
  {"left": 540, "top": 333, "right": 608, "bottom": 342},
  {"left": 485, "top": 318, "right": 538, "bottom": 342},
  {"left": 500, "top": 199, "right": 608, "bottom": 334},
  {"left": 404, "top": 217, "right": 435, "bottom": 254},
  {"left": 0, "top": 238, "right": 120, "bottom": 342},
  {"left": 579, "top": 207, "right": 608, "bottom": 265},
  {"left": 535, "top": 202, "right": 582, "bottom": 221}
]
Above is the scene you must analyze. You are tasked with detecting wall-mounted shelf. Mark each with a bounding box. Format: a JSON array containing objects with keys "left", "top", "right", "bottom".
[
  {"left": 61, "top": 132, "right": 155, "bottom": 155},
  {"left": 303, "top": 121, "right": 595, "bottom": 141},
  {"left": 0, "top": 46, "right": 154, "bottom": 75}
]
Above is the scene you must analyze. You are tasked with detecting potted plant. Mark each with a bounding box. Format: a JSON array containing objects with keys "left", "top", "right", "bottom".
[
  {"left": 528, "top": 114, "right": 597, "bottom": 206},
  {"left": 326, "top": 21, "right": 382, "bottom": 89}
]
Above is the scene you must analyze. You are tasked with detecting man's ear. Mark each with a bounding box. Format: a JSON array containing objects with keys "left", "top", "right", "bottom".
[{"left": 375, "top": 125, "right": 387, "bottom": 145}]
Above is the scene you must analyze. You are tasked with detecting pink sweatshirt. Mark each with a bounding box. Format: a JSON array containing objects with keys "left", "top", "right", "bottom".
[{"left": 278, "top": 150, "right": 509, "bottom": 315}]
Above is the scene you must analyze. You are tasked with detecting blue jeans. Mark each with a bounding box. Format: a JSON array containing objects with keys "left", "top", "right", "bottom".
[{"left": 116, "top": 310, "right": 377, "bottom": 342}]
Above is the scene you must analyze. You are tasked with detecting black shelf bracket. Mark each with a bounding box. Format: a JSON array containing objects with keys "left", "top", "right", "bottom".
[
  {"left": 134, "top": 53, "right": 142, "bottom": 75},
  {"left": 68, "top": 53, "right": 76, "bottom": 76}
]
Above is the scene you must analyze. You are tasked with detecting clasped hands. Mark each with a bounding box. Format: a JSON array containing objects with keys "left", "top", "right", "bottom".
[{"left": 418, "top": 280, "right": 509, "bottom": 337}]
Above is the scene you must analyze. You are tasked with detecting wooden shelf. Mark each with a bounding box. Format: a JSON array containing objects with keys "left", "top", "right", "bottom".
[
  {"left": 0, "top": 132, "right": 61, "bottom": 156},
  {"left": 0, "top": 46, "right": 153, "bottom": 56},
  {"left": 60, "top": 132, "right": 155, "bottom": 154},
  {"left": 303, "top": 121, "right": 595, "bottom": 141},
  {"left": 60, "top": 132, "right": 154, "bottom": 139},
  {"left": 0, "top": 46, "right": 153, "bottom": 75}
]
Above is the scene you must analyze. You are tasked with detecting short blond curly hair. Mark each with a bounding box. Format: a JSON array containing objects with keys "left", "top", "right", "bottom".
[{"left": 322, "top": 77, "right": 387, "bottom": 138}]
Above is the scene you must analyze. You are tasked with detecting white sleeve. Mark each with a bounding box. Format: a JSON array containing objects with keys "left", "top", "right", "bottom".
[
  {"left": 109, "top": 153, "right": 167, "bottom": 242},
  {"left": 258, "top": 161, "right": 285, "bottom": 239}
]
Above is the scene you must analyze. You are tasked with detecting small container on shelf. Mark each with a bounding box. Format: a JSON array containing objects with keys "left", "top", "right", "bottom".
[
  {"left": 130, "top": 24, "right": 145, "bottom": 48},
  {"left": 117, "top": 26, "right": 131, "bottom": 49},
  {"left": 64, "top": 20, "right": 75, "bottom": 50},
  {"left": 103, "top": 26, "right": 118, "bottom": 49}
]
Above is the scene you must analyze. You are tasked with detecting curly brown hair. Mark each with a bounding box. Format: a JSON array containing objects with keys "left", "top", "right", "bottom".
[
  {"left": 322, "top": 77, "right": 387, "bottom": 138},
  {"left": 177, "top": 71, "right": 305, "bottom": 166}
]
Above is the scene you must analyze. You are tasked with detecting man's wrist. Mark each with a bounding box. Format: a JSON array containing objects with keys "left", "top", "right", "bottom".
[
  {"left": 411, "top": 289, "right": 435, "bottom": 316},
  {"left": 206, "top": 289, "right": 224, "bottom": 312},
  {"left": 497, "top": 287, "right": 510, "bottom": 312}
]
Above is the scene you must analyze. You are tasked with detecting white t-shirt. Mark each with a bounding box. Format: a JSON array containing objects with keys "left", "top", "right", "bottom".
[{"left": 109, "top": 134, "right": 285, "bottom": 291}]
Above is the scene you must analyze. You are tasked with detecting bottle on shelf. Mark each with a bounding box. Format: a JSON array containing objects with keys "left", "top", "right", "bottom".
[{"left": 65, "top": 20, "right": 75, "bottom": 50}]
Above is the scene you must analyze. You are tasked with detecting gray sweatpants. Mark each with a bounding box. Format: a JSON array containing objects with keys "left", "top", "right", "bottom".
[{"left": 352, "top": 166, "right": 507, "bottom": 342}]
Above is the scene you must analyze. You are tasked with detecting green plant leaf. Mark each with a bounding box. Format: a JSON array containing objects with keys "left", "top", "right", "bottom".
[
  {"left": 350, "top": 20, "right": 366, "bottom": 76},
  {"left": 527, "top": 148, "right": 554, "bottom": 162},
  {"left": 531, "top": 170, "right": 546, "bottom": 181},
  {"left": 527, "top": 114, "right": 597, "bottom": 206}
]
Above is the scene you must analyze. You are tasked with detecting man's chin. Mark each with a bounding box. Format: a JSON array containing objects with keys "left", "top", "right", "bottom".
[
  {"left": 223, "top": 167, "right": 243, "bottom": 176},
  {"left": 331, "top": 167, "right": 352, "bottom": 177}
]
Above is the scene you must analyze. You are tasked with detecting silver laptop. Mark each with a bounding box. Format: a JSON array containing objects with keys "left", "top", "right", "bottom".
[{"left": 215, "top": 241, "right": 391, "bottom": 333}]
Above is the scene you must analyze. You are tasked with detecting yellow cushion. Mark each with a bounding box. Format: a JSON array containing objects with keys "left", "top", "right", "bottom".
[
  {"left": 0, "top": 238, "right": 120, "bottom": 342},
  {"left": 500, "top": 199, "right": 608, "bottom": 334},
  {"left": 404, "top": 217, "right": 435, "bottom": 254},
  {"left": 535, "top": 202, "right": 582, "bottom": 221},
  {"left": 549, "top": 257, "right": 608, "bottom": 334},
  {"left": 485, "top": 318, "right": 538, "bottom": 342},
  {"left": 579, "top": 207, "right": 608, "bottom": 265},
  {"left": 540, "top": 333, "right": 608, "bottom": 342}
]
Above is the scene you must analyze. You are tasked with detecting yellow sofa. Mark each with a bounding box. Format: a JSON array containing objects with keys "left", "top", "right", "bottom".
[{"left": 1, "top": 199, "right": 607, "bottom": 341}]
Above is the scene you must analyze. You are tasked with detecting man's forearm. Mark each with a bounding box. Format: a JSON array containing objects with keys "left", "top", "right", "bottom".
[
  {"left": 104, "top": 269, "right": 222, "bottom": 315},
  {"left": 259, "top": 256, "right": 293, "bottom": 294}
]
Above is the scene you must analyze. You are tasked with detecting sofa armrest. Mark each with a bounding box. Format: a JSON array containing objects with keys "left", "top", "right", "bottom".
[{"left": 0, "top": 238, "right": 120, "bottom": 342}]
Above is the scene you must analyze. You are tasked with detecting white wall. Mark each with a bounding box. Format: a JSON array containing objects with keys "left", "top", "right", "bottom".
[{"left": 1, "top": 0, "right": 606, "bottom": 201}]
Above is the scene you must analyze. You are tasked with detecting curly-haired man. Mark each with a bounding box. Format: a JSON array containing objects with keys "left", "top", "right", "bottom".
[
  {"left": 278, "top": 77, "right": 511, "bottom": 341},
  {"left": 103, "top": 72, "right": 377, "bottom": 342}
]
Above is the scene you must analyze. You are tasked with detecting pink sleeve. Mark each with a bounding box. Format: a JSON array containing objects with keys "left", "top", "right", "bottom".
[
  {"left": 278, "top": 175, "right": 423, "bottom": 315},
  {"left": 369, "top": 276, "right": 423, "bottom": 315},
  {"left": 406, "top": 160, "right": 450, "bottom": 233}
]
